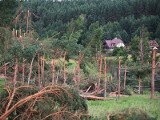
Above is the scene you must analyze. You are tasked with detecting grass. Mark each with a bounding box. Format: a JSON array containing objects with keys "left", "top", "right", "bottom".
[{"left": 87, "top": 95, "right": 160, "bottom": 119}]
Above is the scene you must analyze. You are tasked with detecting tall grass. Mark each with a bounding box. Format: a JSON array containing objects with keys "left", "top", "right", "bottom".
[{"left": 88, "top": 95, "right": 160, "bottom": 119}]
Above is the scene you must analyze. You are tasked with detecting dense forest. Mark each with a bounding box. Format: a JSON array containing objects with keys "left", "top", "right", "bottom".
[
  {"left": 1, "top": 0, "right": 160, "bottom": 42},
  {"left": 0, "top": 0, "right": 160, "bottom": 57},
  {"left": 25, "top": 0, "right": 160, "bottom": 43}
]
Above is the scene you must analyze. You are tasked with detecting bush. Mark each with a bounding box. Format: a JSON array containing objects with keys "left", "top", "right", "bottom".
[
  {"left": 122, "top": 86, "right": 134, "bottom": 95},
  {"left": 109, "top": 108, "right": 157, "bottom": 120}
]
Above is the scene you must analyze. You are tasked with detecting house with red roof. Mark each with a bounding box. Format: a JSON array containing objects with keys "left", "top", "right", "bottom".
[
  {"left": 103, "top": 37, "right": 125, "bottom": 50},
  {"left": 149, "top": 40, "right": 159, "bottom": 49}
]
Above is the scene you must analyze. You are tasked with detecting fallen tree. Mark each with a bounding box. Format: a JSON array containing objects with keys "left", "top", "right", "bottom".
[{"left": 0, "top": 82, "right": 88, "bottom": 120}]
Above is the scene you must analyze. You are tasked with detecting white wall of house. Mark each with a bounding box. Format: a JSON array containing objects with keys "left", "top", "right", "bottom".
[{"left": 116, "top": 43, "right": 125, "bottom": 48}]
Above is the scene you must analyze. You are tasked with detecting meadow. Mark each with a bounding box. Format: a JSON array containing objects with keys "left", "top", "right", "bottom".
[{"left": 87, "top": 95, "right": 160, "bottom": 119}]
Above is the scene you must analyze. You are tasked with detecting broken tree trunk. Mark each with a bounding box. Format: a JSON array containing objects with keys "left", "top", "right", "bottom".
[
  {"left": 51, "top": 58, "right": 55, "bottom": 85},
  {"left": 97, "top": 53, "right": 102, "bottom": 92},
  {"left": 123, "top": 63, "right": 127, "bottom": 89},
  {"left": 4, "top": 63, "right": 7, "bottom": 79},
  {"left": 80, "top": 94, "right": 113, "bottom": 101},
  {"left": 151, "top": 47, "right": 157, "bottom": 99},
  {"left": 56, "top": 70, "right": 60, "bottom": 84},
  {"left": 26, "top": 10, "right": 29, "bottom": 36},
  {"left": 28, "top": 56, "right": 35, "bottom": 85},
  {"left": 38, "top": 52, "right": 42, "bottom": 89},
  {"left": 22, "top": 58, "right": 25, "bottom": 84},
  {"left": 41, "top": 55, "right": 45, "bottom": 82},
  {"left": 138, "top": 77, "right": 141, "bottom": 94},
  {"left": 13, "top": 57, "right": 18, "bottom": 83},
  {"left": 77, "top": 52, "right": 82, "bottom": 89},
  {"left": 118, "top": 57, "right": 121, "bottom": 100},
  {"left": 63, "top": 52, "right": 66, "bottom": 84},
  {"left": 104, "top": 57, "right": 107, "bottom": 98}
]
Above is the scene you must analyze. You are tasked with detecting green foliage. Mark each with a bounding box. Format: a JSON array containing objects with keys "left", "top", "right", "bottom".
[
  {"left": 0, "top": 79, "right": 5, "bottom": 93},
  {"left": 0, "top": 27, "right": 12, "bottom": 53},
  {"left": 112, "top": 47, "right": 128, "bottom": 62},
  {"left": 0, "top": 0, "right": 17, "bottom": 27},
  {"left": 110, "top": 108, "right": 157, "bottom": 120},
  {"left": 83, "top": 21, "right": 103, "bottom": 55},
  {"left": 102, "top": 22, "right": 123, "bottom": 40},
  {"left": 22, "top": 0, "right": 160, "bottom": 45},
  {"left": 9, "top": 40, "right": 23, "bottom": 59},
  {"left": 23, "top": 44, "right": 39, "bottom": 61},
  {"left": 131, "top": 26, "right": 150, "bottom": 63},
  {"left": 122, "top": 85, "right": 134, "bottom": 95}
]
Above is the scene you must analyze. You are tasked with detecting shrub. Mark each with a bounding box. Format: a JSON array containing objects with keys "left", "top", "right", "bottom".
[{"left": 109, "top": 108, "right": 157, "bottom": 120}]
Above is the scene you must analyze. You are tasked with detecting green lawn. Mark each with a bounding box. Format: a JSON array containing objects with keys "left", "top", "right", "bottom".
[{"left": 87, "top": 95, "right": 160, "bottom": 119}]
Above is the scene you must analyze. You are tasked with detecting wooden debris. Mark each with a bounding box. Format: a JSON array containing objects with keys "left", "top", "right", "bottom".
[{"left": 80, "top": 94, "right": 113, "bottom": 100}]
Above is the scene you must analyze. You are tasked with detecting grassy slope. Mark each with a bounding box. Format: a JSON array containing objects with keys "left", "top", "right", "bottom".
[{"left": 88, "top": 95, "right": 160, "bottom": 119}]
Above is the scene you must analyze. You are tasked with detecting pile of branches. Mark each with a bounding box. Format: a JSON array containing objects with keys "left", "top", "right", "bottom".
[{"left": 0, "top": 82, "right": 88, "bottom": 120}]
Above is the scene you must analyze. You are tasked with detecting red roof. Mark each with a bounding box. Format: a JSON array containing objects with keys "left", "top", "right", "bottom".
[
  {"left": 103, "top": 38, "right": 124, "bottom": 49},
  {"left": 149, "top": 40, "right": 159, "bottom": 48}
]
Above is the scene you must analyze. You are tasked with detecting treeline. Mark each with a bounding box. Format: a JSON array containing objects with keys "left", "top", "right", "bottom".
[
  {"left": 0, "top": 0, "right": 160, "bottom": 45},
  {"left": 20, "top": 0, "right": 160, "bottom": 44}
]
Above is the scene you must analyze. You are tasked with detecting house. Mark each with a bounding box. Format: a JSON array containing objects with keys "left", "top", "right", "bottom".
[
  {"left": 149, "top": 40, "right": 159, "bottom": 49},
  {"left": 103, "top": 37, "right": 125, "bottom": 50}
]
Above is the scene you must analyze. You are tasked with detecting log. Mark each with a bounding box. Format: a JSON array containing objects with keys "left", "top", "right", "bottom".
[{"left": 80, "top": 94, "right": 113, "bottom": 100}]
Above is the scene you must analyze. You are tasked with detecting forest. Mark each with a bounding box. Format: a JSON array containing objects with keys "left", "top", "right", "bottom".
[{"left": 0, "top": 0, "right": 160, "bottom": 119}]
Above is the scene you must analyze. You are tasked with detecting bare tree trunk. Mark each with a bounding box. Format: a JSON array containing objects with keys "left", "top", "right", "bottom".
[
  {"left": 104, "top": 57, "right": 107, "bottom": 98},
  {"left": 123, "top": 64, "right": 127, "bottom": 89},
  {"left": 151, "top": 48, "right": 157, "bottom": 99},
  {"left": 22, "top": 39, "right": 25, "bottom": 84},
  {"left": 51, "top": 59, "right": 55, "bottom": 85},
  {"left": 19, "top": 28, "right": 22, "bottom": 37},
  {"left": 15, "top": 30, "right": 18, "bottom": 38},
  {"left": 12, "top": 28, "right": 15, "bottom": 37},
  {"left": 63, "top": 52, "right": 66, "bottom": 84},
  {"left": 118, "top": 57, "right": 121, "bottom": 99},
  {"left": 97, "top": 53, "right": 102, "bottom": 92},
  {"left": 22, "top": 58, "right": 25, "bottom": 84},
  {"left": 13, "top": 57, "right": 18, "bottom": 83},
  {"left": 56, "top": 70, "right": 59, "bottom": 84},
  {"left": 41, "top": 56, "right": 45, "bottom": 82},
  {"left": 138, "top": 77, "right": 141, "bottom": 94},
  {"left": 140, "top": 30, "right": 144, "bottom": 64},
  {"left": 77, "top": 52, "right": 82, "bottom": 89},
  {"left": 5, "top": 84, "right": 16, "bottom": 112},
  {"left": 26, "top": 10, "right": 29, "bottom": 36},
  {"left": 28, "top": 56, "right": 35, "bottom": 85},
  {"left": 4, "top": 63, "right": 7, "bottom": 78},
  {"left": 38, "top": 53, "right": 42, "bottom": 89}
]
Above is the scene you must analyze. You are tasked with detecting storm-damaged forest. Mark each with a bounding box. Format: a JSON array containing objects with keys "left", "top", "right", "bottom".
[{"left": 0, "top": 0, "right": 160, "bottom": 119}]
